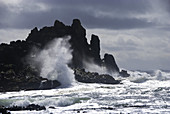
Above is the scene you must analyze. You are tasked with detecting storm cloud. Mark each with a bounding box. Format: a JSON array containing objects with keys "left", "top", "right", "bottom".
[{"left": 0, "top": 0, "right": 162, "bottom": 29}]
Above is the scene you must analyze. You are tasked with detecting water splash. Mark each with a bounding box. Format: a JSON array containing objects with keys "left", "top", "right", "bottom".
[
  {"left": 36, "top": 36, "right": 74, "bottom": 87},
  {"left": 84, "top": 60, "right": 119, "bottom": 76}
]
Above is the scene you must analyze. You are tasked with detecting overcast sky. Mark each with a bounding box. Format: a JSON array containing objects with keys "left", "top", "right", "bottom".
[{"left": 0, "top": 0, "right": 170, "bottom": 70}]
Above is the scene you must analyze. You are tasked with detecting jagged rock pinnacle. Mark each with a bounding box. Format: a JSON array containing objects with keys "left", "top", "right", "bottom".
[
  {"left": 54, "top": 20, "right": 65, "bottom": 29},
  {"left": 90, "top": 34, "right": 101, "bottom": 65},
  {"left": 72, "top": 19, "right": 81, "bottom": 27},
  {"left": 104, "top": 53, "right": 119, "bottom": 73}
]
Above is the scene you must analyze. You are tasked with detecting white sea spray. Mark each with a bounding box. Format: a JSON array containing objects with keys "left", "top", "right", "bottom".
[{"left": 36, "top": 36, "right": 74, "bottom": 86}]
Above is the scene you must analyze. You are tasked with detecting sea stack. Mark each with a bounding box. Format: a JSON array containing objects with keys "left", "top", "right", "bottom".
[{"left": 0, "top": 19, "right": 129, "bottom": 92}]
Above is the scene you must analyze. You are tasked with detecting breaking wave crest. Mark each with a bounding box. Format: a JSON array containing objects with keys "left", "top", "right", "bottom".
[{"left": 125, "top": 69, "right": 170, "bottom": 83}]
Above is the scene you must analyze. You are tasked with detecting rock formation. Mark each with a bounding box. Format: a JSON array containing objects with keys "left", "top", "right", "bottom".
[
  {"left": 25, "top": 19, "right": 120, "bottom": 72},
  {"left": 0, "top": 104, "right": 46, "bottom": 113},
  {"left": 74, "top": 69, "right": 120, "bottom": 84},
  {"left": 0, "top": 19, "right": 129, "bottom": 92},
  {"left": 103, "top": 53, "right": 119, "bottom": 73},
  {"left": 90, "top": 34, "right": 101, "bottom": 65}
]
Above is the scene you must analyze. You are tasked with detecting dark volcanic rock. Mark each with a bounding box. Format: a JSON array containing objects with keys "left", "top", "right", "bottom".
[
  {"left": 119, "top": 70, "right": 130, "bottom": 77},
  {"left": 0, "top": 64, "right": 60, "bottom": 92},
  {"left": 74, "top": 69, "right": 120, "bottom": 84},
  {"left": 0, "top": 106, "right": 10, "bottom": 114},
  {"left": 69, "top": 19, "right": 90, "bottom": 68},
  {"left": 104, "top": 53, "right": 119, "bottom": 73},
  {"left": 0, "top": 19, "right": 128, "bottom": 92},
  {"left": 90, "top": 34, "right": 101, "bottom": 65},
  {"left": 0, "top": 104, "right": 45, "bottom": 113},
  {"left": 25, "top": 19, "right": 120, "bottom": 73}
]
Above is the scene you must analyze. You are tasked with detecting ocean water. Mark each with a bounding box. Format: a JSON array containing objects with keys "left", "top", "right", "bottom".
[{"left": 0, "top": 70, "right": 170, "bottom": 114}]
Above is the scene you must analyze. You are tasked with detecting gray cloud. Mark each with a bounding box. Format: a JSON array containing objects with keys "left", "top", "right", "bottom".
[
  {"left": 0, "top": 0, "right": 160, "bottom": 30},
  {"left": 85, "top": 17, "right": 154, "bottom": 29},
  {"left": 162, "top": 0, "right": 170, "bottom": 12},
  {"left": 103, "top": 38, "right": 140, "bottom": 52}
]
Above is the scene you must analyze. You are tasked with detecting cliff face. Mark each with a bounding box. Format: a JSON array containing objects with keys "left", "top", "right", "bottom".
[{"left": 0, "top": 19, "right": 128, "bottom": 91}]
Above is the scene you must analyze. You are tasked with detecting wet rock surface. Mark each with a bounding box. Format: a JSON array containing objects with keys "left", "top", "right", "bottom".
[
  {"left": 0, "top": 104, "right": 46, "bottom": 113},
  {"left": 0, "top": 64, "right": 60, "bottom": 92},
  {"left": 74, "top": 69, "right": 120, "bottom": 84},
  {"left": 119, "top": 70, "right": 130, "bottom": 77},
  {"left": 104, "top": 53, "right": 119, "bottom": 73}
]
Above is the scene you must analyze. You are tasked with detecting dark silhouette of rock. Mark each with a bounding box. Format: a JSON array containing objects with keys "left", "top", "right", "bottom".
[
  {"left": 25, "top": 19, "right": 120, "bottom": 72},
  {"left": 74, "top": 69, "right": 120, "bottom": 84},
  {"left": 0, "top": 104, "right": 46, "bottom": 112},
  {"left": 119, "top": 70, "right": 130, "bottom": 77},
  {"left": 69, "top": 19, "right": 90, "bottom": 68},
  {"left": 0, "top": 19, "right": 129, "bottom": 92},
  {"left": 54, "top": 20, "right": 65, "bottom": 29},
  {"left": 103, "top": 53, "right": 119, "bottom": 73},
  {"left": 90, "top": 34, "right": 101, "bottom": 65},
  {"left": 0, "top": 64, "right": 61, "bottom": 92},
  {"left": 71, "top": 19, "right": 86, "bottom": 37},
  {"left": 0, "top": 105, "right": 11, "bottom": 114}
]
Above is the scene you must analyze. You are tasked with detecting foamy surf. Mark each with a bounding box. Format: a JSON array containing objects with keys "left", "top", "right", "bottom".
[{"left": 0, "top": 70, "right": 170, "bottom": 113}]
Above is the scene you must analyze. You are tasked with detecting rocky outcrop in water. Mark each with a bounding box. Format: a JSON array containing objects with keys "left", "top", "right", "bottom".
[
  {"left": 0, "top": 19, "right": 129, "bottom": 92},
  {"left": 0, "top": 104, "right": 46, "bottom": 113},
  {"left": 104, "top": 53, "right": 119, "bottom": 73},
  {"left": 26, "top": 19, "right": 120, "bottom": 73},
  {"left": 119, "top": 70, "right": 130, "bottom": 77},
  {"left": 90, "top": 34, "right": 101, "bottom": 65},
  {"left": 0, "top": 64, "right": 60, "bottom": 92},
  {"left": 74, "top": 69, "right": 120, "bottom": 84}
]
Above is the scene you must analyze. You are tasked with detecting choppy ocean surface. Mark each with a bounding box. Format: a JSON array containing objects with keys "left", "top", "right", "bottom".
[{"left": 0, "top": 70, "right": 170, "bottom": 114}]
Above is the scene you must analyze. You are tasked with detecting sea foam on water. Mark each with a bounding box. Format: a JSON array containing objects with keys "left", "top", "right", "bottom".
[{"left": 0, "top": 70, "right": 170, "bottom": 113}]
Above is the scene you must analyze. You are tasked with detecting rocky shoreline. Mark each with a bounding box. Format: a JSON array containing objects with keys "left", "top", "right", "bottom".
[
  {"left": 74, "top": 69, "right": 120, "bottom": 84},
  {"left": 0, "top": 19, "right": 129, "bottom": 92}
]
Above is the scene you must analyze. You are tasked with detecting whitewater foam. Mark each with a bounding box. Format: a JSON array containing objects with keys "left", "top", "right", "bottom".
[
  {"left": 84, "top": 61, "right": 119, "bottom": 77},
  {"left": 36, "top": 36, "right": 75, "bottom": 87},
  {"left": 154, "top": 70, "right": 170, "bottom": 80},
  {"left": 0, "top": 70, "right": 170, "bottom": 113},
  {"left": 119, "top": 69, "right": 170, "bottom": 83}
]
